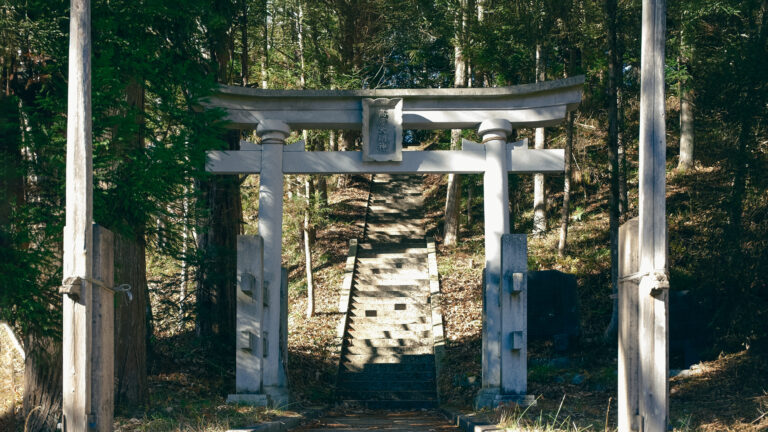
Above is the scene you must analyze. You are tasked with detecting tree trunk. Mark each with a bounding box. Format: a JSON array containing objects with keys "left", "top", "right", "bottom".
[
  {"left": 196, "top": 10, "right": 241, "bottom": 351},
  {"left": 114, "top": 233, "right": 149, "bottom": 409},
  {"left": 337, "top": 131, "right": 358, "bottom": 188},
  {"left": 260, "top": 0, "right": 269, "bottom": 89},
  {"left": 444, "top": 0, "right": 468, "bottom": 246},
  {"left": 195, "top": 131, "right": 241, "bottom": 348},
  {"left": 678, "top": 86, "right": 694, "bottom": 171},
  {"left": 558, "top": 111, "right": 575, "bottom": 257},
  {"left": 618, "top": 86, "right": 628, "bottom": 216},
  {"left": 604, "top": 0, "right": 621, "bottom": 340},
  {"left": 180, "top": 186, "right": 189, "bottom": 329},
  {"left": 304, "top": 175, "right": 315, "bottom": 318},
  {"left": 0, "top": 95, "right": 24, "bottom": 228},
  {"left": 110, "top": 79, "right": 150, "bottom": 409},
  {"left": 23, "top": 335, "right": 62, "bottom": 432},
  {"left": 727, "top": 116, "right": 752, "bottom": 262},
  {"left": 240, "top": 0, "right": 248, "bottom": 86},
  {"left": 533, "top": 42, "right": 547, "bottom": 235}
]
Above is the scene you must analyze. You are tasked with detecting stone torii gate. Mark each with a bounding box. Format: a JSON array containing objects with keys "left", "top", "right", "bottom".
[{"left": 204, "top": 78, "right": 584, "bottom": 407}]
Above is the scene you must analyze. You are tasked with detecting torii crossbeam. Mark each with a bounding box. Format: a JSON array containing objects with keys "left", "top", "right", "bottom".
[{"left": 204, "top": 76, "right": 584, "bottom": 408}]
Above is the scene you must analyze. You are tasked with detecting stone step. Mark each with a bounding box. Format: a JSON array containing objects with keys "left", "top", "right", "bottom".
[
  {"left": 357, "top": 240, "right": 426, "bottom": 249},
  {"left": 354, "top": 272, "right": 428, "bottom": 281},
  {"left": 349, "top": 295, "right": 428, "bottom": 305},
  {"left": 343, "top": 344, "right": 433, "bottom": 356},
  {"left": 350, "top": 303, "right": 432, "bottom": 317},
  {"left": 357, "top": 255, "right": 427, "bottom": 263},
  {"left": 338, "top": 399, "right": 439, "bottom": 410},
  {"left": 368, "top": 206, "right": 424, "bottom": 213},
  {"left": 358, "top": 237, "right": 424, "bottom": 250},
  {"left": 356, "top": 264, "right": 426, "bottom": 271},
  {"left": 352, "top": 288, "right": 429, "bottom": 299},
  {"left": 354, "top": 269, "right": 428, "bottom": 278},
  {"left": 365, "top": 225, "right": 425, "bottom": 232},
  {"left": 347, "top": 338, "right": 431, "bottom": 348},
  {"left": 365, "top": 234, "right": 423, "bottom": 243},
  {"left": 337, "top": 390, "right": 436, "bottom": 401},
  {"left": 343, "top": 353, "right": 435, "bottom": 365},
  {"left": 346, "top": 326, "right": 431, "bottom": 336},
  {"left": 347, "top": 317, "right": 430, "bottom": 327},
  {"left": 337, "top": 378, "right": 435, "bottom": 391},
  {"left": 347, "top": 329, "right": 431, "bottom": 339},
  {"left": 341, "top": 360, "right": 435, "bottom": 373},
  {"left": 357, "top": 250, "right": 427, "bottom": 259},
  {"left": 350, "top": 297, "right": 426, "bottom": 306},
  {"left": 366, "top": 212, "right": 424, "bottom": 219},
  {"left": 349, "top": 307, "right": 429, "bottom": 319},
  {"left": 352, "top": 280, "right": 429, "bottom": 288},
  {"left": 365, "top": 226, "right": 425, "bottom": 234},
  {"left": 339, "top": 369, "right": 435, "bottom": 381}
]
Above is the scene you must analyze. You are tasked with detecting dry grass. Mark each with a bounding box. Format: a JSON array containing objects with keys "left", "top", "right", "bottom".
[{"left": 0, "top": 324, "right": 24, "bottom": 431}]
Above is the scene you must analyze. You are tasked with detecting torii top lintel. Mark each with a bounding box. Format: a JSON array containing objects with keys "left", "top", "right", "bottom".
[{"left": 204, "top": 76, "right": 585, "bottom": 130}]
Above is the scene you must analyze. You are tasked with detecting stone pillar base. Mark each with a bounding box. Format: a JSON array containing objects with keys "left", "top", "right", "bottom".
[
  {"left": 227, "top": 388, "right": 289, "bottom": 408},
  {"left": 264, "top": 386, "right": 291, "bottom": 408},
  {"left": 474, "top": 389, "right": 536, "bottom": 410},
  {"left": 227, "top": 393, "right": 268, "bottom": 406}
]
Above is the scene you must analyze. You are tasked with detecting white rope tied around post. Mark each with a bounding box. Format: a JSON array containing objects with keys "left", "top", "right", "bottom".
[
  {"left": 621, "top": 270, "right": 670, "bottom": 299},
  {"left": 114, "top": 284, "right": 132, "bottom": 303}
]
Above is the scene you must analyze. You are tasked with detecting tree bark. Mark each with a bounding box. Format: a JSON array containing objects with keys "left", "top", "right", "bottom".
[
  {"left": 112, "top": 79, "right": 149, "bottom": 409},
  {"left": 196, "top": 8, "right": 241, "bottom": 350},
  {"left": 0, "top": 94, "right": 24, "bottom": 244},
  {"left": 304, "top": 175, "right": 315, "bottom": 318},
  {"left": 240, "top": 0, "right": 248, "bottom": 86},
  {"left": 180, "top": 186, "right": 189, "bottom": 329},
  {"left": 618, "top": 86, "right": 628, "bottom": 216},
  {"left": 558, "top": 111, "right": 575, "bottom": 257},
  {"left": 23, "top": 335, "right": 62, "bottom": 432},
  {"left": 533, "top": 42, "right": 547, "bottom": 235},
  {"left": 195, "top": 131, "right": 241, "bottom": 347},
  {"left": 114, "top": 233, "right": 149, "bottom": 409},
  {"left": 604, "top": 0, "right": 621, "bottom": 340},
  {"left": 678, "top": 86, "right": 694, "bottom": 171},
  {"left": 260, "top": 0, "right": 269, "bottom": 89},
  {"left": 444, "top": 0, "right": 468, "bottom": 246}
]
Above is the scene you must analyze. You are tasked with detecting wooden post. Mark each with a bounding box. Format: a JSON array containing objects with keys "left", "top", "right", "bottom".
[
  {"left": 91, "top": 225, "right": 114, "bottom": 432},
  {"left": 228, "top": 235, "right": 268, "bottom": 405},
  {"left": 638, "top": 0, "right": 669, "bottom": 430},
  {"left": 476, "top": 119, "right": 512, "bottom": 409},
  {"left": 62, "top": 0, "right": 94, "bottom": 429},
  {"left": 500, "top": 234, "right": 531, "bottom": 404},
  {"left": 255, "top": 120, "right": 290, "bottom": 406},
  {"left": 618, "top": 218, "right": 640, "bottom": 432}
]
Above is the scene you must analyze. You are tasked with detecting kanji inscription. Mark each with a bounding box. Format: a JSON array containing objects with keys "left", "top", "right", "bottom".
[{"left": 362, "top": 98, "right": 403, "bottom": 162}]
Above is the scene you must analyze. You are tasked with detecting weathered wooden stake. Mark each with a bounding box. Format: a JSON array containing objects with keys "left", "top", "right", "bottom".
[
  {"left": 62, "top": 0, "right": 94, "bottom": 429},
  {"left": 637, "top": 0, "right": 669, "bottom": 430},
  {"left": 618, "top": 218, "right": 640, "bottom": 431},
  {"left": 91, "top": 225, "right": 115, "bottom": 432}
]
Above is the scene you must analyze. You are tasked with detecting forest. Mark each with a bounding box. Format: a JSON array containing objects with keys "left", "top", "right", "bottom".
[{"left": 1, "top": 0, "right": 767, "bottom": 430}]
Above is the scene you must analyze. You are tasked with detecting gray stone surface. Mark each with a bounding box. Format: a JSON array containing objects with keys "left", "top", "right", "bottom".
[
  {"left": 203, "top": 76, "right": 584, "bottom": 130},
  {"left": 362, "top": 98, "right": 402, "bottom": 162}
]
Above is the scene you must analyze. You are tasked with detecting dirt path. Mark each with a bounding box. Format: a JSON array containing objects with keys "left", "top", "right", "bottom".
[{"left": 294, "top": 411, "right": 459, "bottom": 431}]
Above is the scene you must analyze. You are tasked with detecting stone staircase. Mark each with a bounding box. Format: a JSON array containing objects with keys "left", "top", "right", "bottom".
[{"left": 336, "top": 174, "right": 439, "bottom": 409}]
